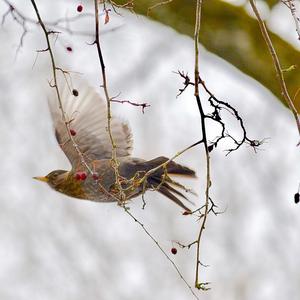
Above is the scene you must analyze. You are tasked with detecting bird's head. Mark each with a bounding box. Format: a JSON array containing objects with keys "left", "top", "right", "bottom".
[{"left": 33, "top": 170, "right": 69, "bottom": 189}]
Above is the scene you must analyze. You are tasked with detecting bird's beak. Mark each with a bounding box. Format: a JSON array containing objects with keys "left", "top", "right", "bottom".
[{"left": 33, "top": 176, "right": 49, "bottom": 182}]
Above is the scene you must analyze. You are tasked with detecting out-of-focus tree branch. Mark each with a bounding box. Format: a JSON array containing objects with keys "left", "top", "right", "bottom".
[
  {"left": 249, "top": 0, "right": 300, "bottom": 135},
  {"left": 116, "top": 0, "right": 300, "bottom": 111}
]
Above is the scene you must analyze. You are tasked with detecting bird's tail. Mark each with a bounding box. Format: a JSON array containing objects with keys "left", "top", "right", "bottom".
[{"left": 145, "top": 156, "right": 196, "bottom": 211}]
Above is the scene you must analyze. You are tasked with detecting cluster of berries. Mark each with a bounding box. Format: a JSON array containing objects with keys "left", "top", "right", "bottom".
[{"left": 74, "top": 172, "right": 99, "bottom": 181}]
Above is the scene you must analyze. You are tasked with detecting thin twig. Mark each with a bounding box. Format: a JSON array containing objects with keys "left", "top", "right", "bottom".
[
  {"left": 250, "top": 0, "right": 300, "bottom": 137},
  {"left": 3, "top": 0, "right": 96, "bottom": 40},
  {"left": 93, "top": 0, "right": 126, "bottom": 202},
  {"left": 193, "top": 0, "right": 211, "bottom": 291},
  {"left": 281, "top": 0, "right": 300, "bottom": 41},
  {"left": 124, "top": 208, "right": 200, "bottom": 300},
  {"left": 106, "top": 0, "right": 134, "bottom": 12},
  {"left": 147, "top": 0, "right": 173, "bottom": 15},
  {"left": 175, "top": 70, "right": 261, "bottom": 153},
  {"left": 138, "top": 140, "right": 203, "bottom": 187},
  {"left": 110, "top": 99, "right": 150, "bottom": 113},
  {"left": 30, "top": 0, "right": 85, "bottom": 168}
]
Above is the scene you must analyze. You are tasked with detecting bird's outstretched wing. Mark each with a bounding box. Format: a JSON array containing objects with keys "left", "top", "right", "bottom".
[{"left": 48, "top": 81, "right": 133, "bottom": 168}]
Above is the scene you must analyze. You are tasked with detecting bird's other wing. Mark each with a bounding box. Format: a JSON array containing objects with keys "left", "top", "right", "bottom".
[{"left": 48, "top": 80, "right": 133, "bottom": 168}]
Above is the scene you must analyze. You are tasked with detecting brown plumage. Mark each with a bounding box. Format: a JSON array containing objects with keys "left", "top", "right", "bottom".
[{"left": 34, "top": 81, "right": 196, "bottom": 211}]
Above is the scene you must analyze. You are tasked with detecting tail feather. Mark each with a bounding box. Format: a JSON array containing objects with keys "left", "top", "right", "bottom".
[
  {"left": 146, "top": 156, "right": 196, "bottom": 177},
  {"left": 161, "top": 182, "right": 189, "bottom": 201},
  {"left": 136, "top": 156, "right": 196, "bottom": 211},
  {"left": 148, "top": 175, "right": 195, "bottom": 212},
  {"left": 150, "top": 177, "right": 189, "bottom": 201},
  {"left": 167, "top": 162, "right": 196, "bottom": 177},
  {"left": 152, "top": 177, "right": 197, "bottom": 205},
  {"left": 157, "top": 185, "right": 191, "bottom": 212},
  {"left": 165, "top": 178, "right": 198, "bottom": 197}
]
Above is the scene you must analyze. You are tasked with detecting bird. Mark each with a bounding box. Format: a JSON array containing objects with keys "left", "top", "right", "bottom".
[{"left": 33, "top": 81, "right": 196, "bottom": 211}]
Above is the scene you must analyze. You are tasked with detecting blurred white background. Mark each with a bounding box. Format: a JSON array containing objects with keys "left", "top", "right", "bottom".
[{"left": 0, "top": 1, "right": 299, "bottom": 299}]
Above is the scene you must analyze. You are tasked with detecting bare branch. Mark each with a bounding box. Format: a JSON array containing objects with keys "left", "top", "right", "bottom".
[
  {"left": 192, "top": 0, "right": 212, "bottom": 290},
  {"left": 147, "top": 0, "right": 173, "bottom": 15},
  {"left": 282, "top": 0, "right": 300, "bottom": 41},
  {"left": 175, "top": 70, "right": 263, "bottom": 154},
  {"left": 124, "top": 208, "right": 200, "bottom": 300},
  {"left": 30, "top": 0, "right": 116, "bottom": 201},
  {"left": 250, "top": 0, "right": 300, "bottom": 138},
  {"left": 93, "top": 0, "right": 127, "bottom": 203},
  {"left": 110, "top": 98, "right": 150, "bottom": 113}
]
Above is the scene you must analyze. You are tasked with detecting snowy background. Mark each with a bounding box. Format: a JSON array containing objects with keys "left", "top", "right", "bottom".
[{"left": 0, "top": 1, "right": 299, "bottom": 299}]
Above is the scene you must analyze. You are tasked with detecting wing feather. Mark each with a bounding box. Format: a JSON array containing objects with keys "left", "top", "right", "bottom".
[{"left": 48, "top": 81, "right": 133, "bottom": 168}]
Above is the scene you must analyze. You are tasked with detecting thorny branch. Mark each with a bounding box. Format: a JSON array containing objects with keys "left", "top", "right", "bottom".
[
  {"left": 175, "top": 201, "right": 226, "bottom": 262},
  {"left": 173, "top": 0, "right": 262, "bottom": 289},
  {"left": 249, "top": 0, "right": 300, "bottom": 138},
  {"left": 93, "top": 0, "right": 127, "bottom": 202},
  {"left": 176, "top": 70, "right": 263, "bottom": 154},
  {"left": 192, "top": 0, "right": 211, "bottom": 291}
]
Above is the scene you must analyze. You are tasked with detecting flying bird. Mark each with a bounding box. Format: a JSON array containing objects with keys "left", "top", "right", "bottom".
[{"left": 34, "top": 82, "right": 196, "bottom": 211}]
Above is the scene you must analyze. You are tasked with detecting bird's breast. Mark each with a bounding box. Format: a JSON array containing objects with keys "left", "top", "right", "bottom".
[{"left": 55, "top": 176, "right": 86, "bottom": 199}]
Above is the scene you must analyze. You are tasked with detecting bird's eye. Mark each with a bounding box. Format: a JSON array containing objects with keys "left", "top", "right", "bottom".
[{"left": 50, "top": 172, "right": 59, "bottom": 179}]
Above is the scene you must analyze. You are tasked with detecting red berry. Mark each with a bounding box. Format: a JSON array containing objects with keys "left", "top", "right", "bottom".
[
  {"left": 70, "top": 129, "right": 76, "bottom": 136},
  {"left": 80, "top": 172, "right": 87, "bottom": 180},
  {"left": 74, "top": 173, "right": 81, "bottom": 180},
  {"left": 74, "top": 171, "right": 87, "bottom": 181},
  {"left": 77, "top": 4, "right": 83, "bottom": 12},
  {"left": 66, "top": 46, "right": 72, "bottom": 52},
  {"left": 92, "top": 173, "right": 99, "bottom": 180},
  {"left": 171, "top": 248, "right": 177, "bottom": 255}
]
